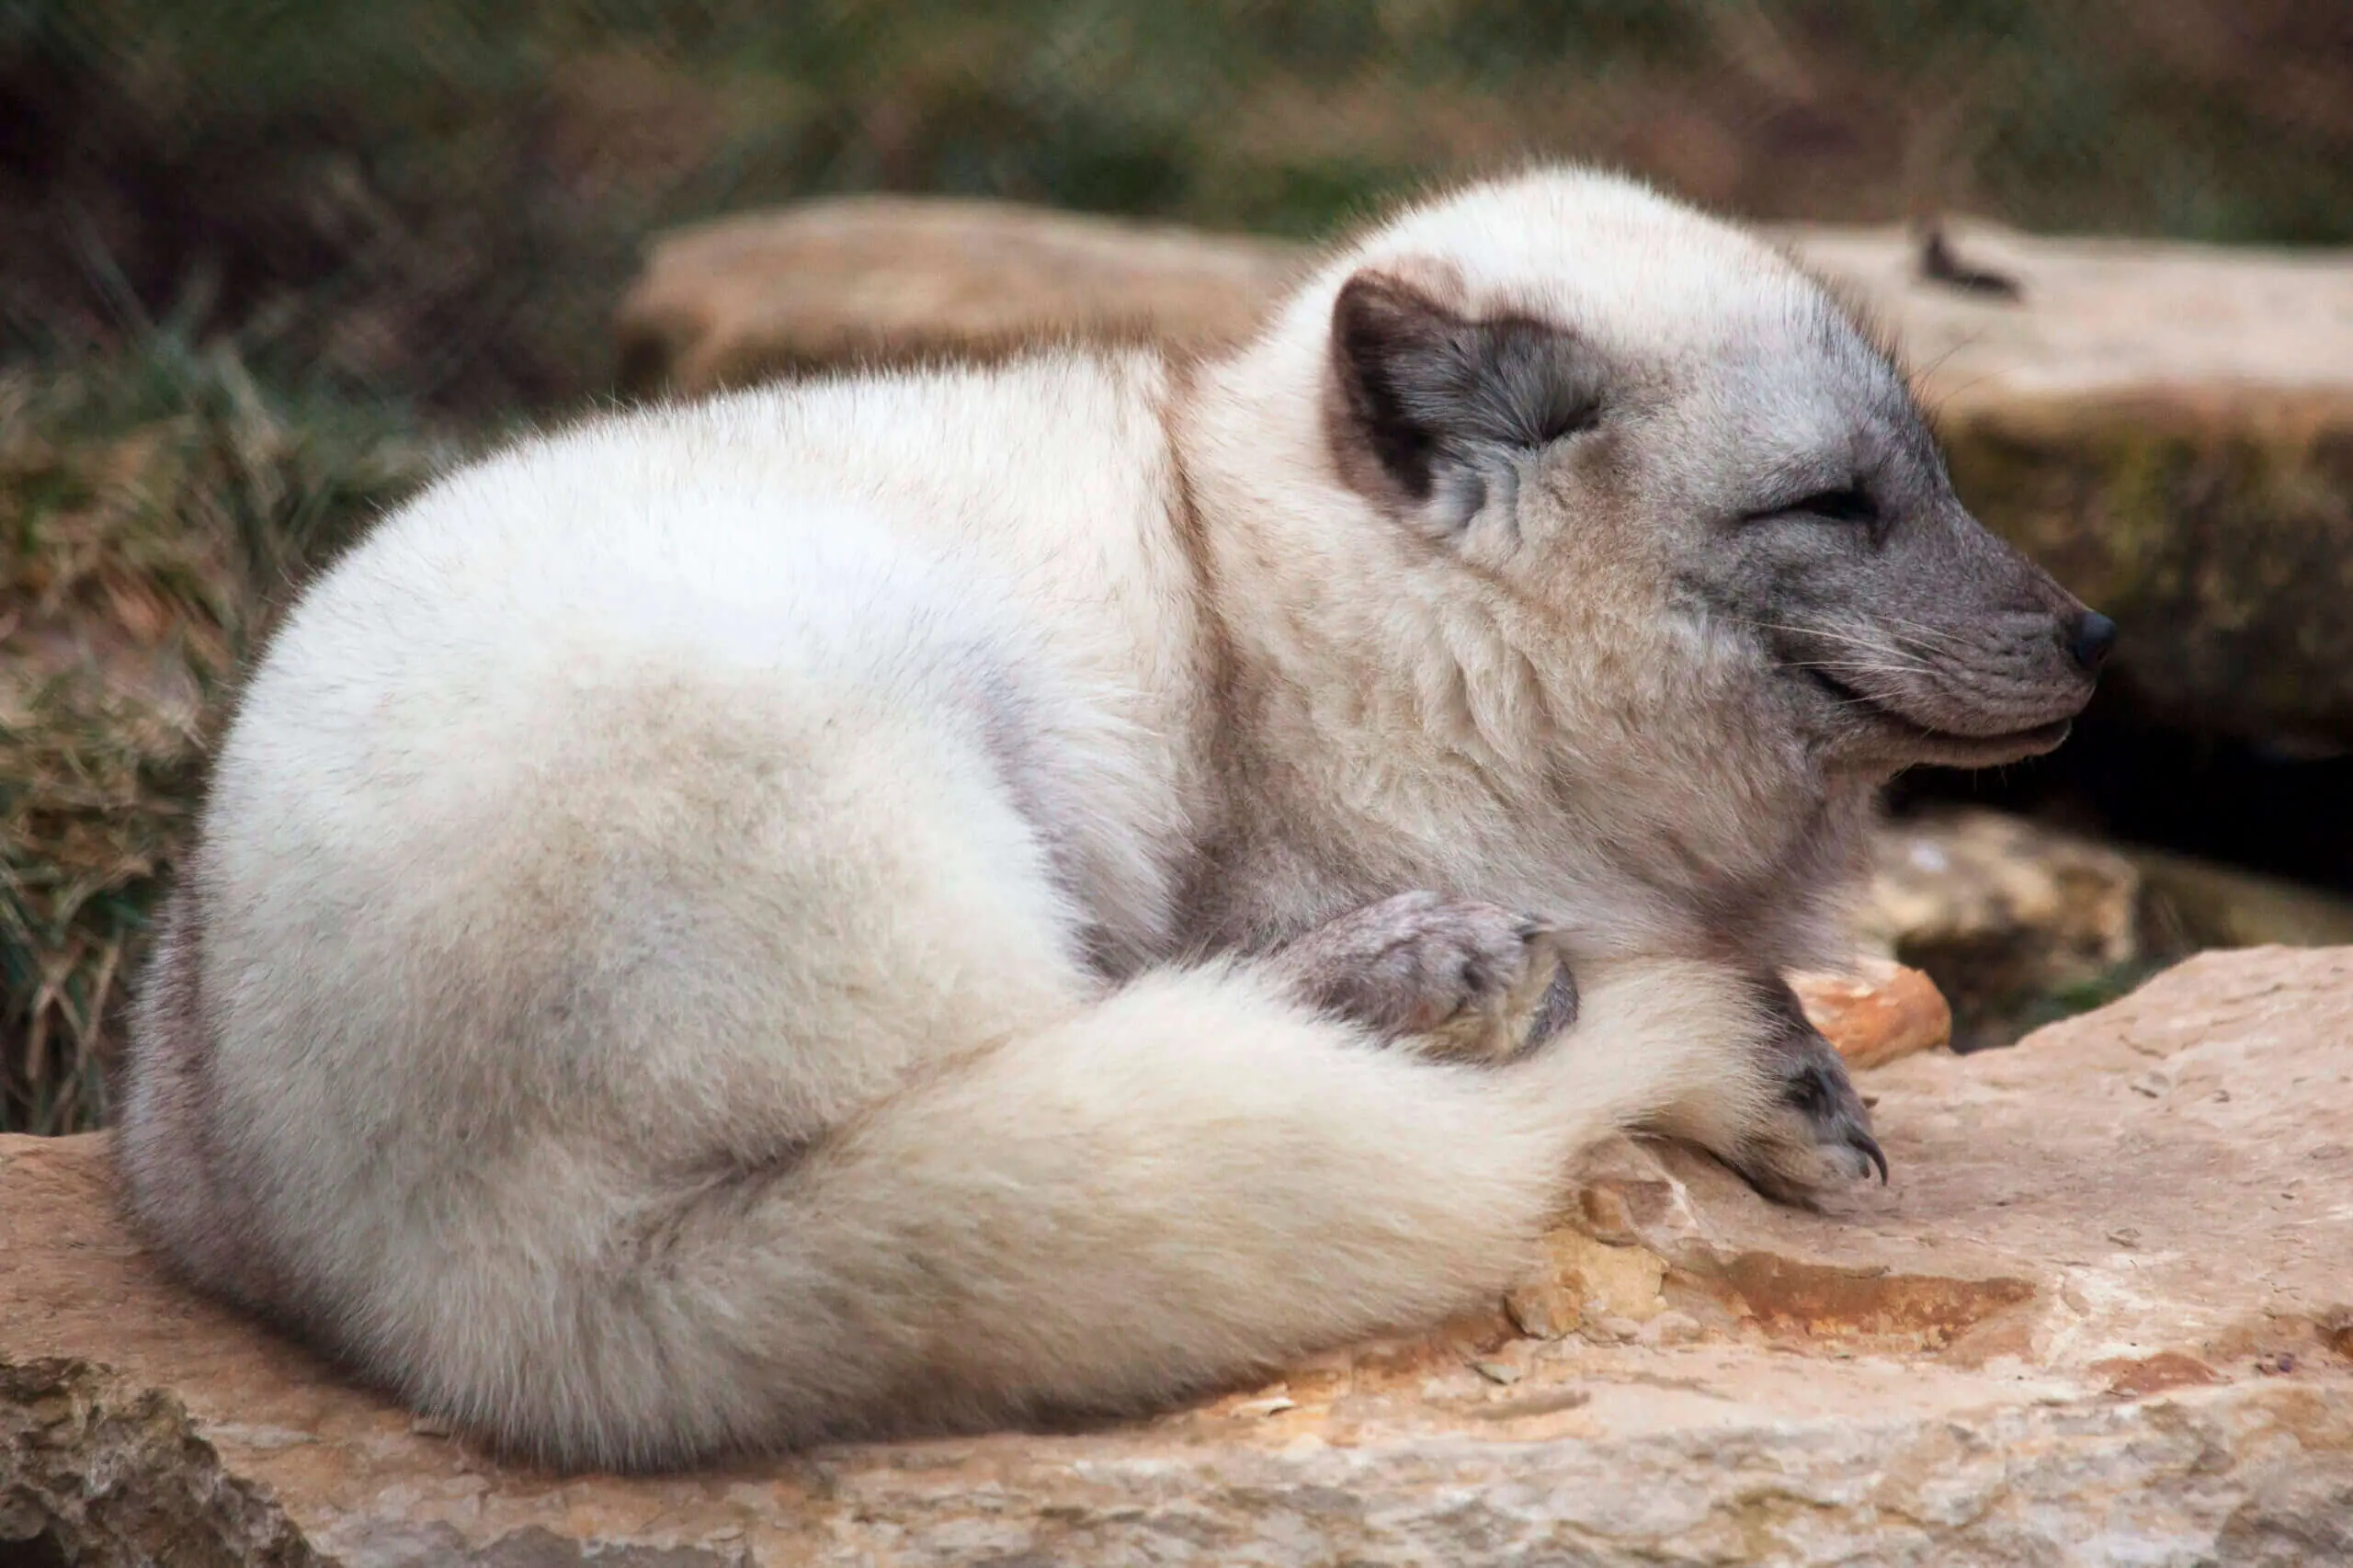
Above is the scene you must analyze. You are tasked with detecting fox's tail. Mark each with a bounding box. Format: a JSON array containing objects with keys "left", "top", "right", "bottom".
[{"left": 369, "top": 955, "right": 1768, "bottom": 1470}]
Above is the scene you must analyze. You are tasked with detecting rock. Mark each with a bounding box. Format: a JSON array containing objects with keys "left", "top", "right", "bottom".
[
  {"left": 1861, "top": 808, "right": 2142, "bottom": 1049},
  {"left": 7, "top": 945, "right": 2353, "bottom": 1564},
  {"left": 613, "top": 197, "right": 1299, "bottom": 394},
  {"left": 2130, "top": 845, "right": 2353, "bottom": 952},
  {"left": 1788, "top": 955, "right": 1953, "bottom": 1068},
  {"left": 1636, "top": 1311, "right": 1703, "bottom": 1348},
  {"left": 1861, "top": 808, "right": 2353, "bottom": 1050},
  {"left": 1499, "top": 1223, "right": 1670, "bottom": 1346},
  {"left": 617, "top": 199, "right": 2353, "bottom": 746}
]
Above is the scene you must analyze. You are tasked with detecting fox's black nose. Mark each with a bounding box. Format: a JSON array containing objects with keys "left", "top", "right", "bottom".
[{"left": 2069, "top": 610, "right": 2118, "bottom": 673}]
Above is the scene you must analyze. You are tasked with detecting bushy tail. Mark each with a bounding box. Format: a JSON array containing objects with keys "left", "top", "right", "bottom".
[{"left": 384, "top": 956, "right": 1768, "bottom": 1469}]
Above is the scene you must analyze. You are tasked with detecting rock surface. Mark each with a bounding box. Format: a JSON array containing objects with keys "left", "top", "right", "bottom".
[
  {"left": 1789, "top": 955, "right": 1952, "bottom": 1068},
  {"left": 6, "top": 945, "right": 2352, "bottom": 1565},
  {"left": 614, "top": 197, "right": 1299, "bottom": 393},
  {"left": 616, "top": 199, "right": 2353, "bottom": 746},
  {"left": 2131, "top": 846, "right": 2353, "bottom": 954},
  {"left": 1860, "top": 808, "right": 2353, "bottom": 1050},
  {"left": 1861, "top": 808, "right": 2143, "bottom": 1050}
]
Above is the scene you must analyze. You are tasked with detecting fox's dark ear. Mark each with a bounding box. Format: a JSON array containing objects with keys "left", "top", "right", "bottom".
[{"left": 1327, "top": 270, "right": 1603, "bottom": 509}]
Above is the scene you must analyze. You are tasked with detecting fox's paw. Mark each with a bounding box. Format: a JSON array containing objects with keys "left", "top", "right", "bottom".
[
  {"left": 1273, "top": 891, "right": 1577, "bottom": 1063},
  {"left": 1725, "top": 1012, "right": 1887, "bottom": 1207}
]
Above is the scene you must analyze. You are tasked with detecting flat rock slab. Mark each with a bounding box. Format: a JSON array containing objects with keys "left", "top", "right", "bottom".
[
  {"left": 618, "top": 199, "right": 2353, "bottom": 746},
  {"left": 6, "top": 947, "right": 2353, "bottom": 1566},
  {"left": 621, "top": 202, "right": 2353, "bottom": 415},
  {"left": 615, "top": 197, "right": 1300, "bottom": 393}
]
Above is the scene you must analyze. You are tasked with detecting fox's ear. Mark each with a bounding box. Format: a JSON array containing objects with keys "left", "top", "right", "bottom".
[{"left": 1326, "top": 270, "right": 1604, "bottom": 515}]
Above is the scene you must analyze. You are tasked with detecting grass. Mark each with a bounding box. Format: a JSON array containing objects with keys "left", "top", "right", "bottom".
[{"left": 0, "top": 334, "right": 440, "bottom": 1131}]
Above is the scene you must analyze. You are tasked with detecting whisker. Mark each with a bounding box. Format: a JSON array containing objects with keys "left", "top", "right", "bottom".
[
  {"left": 1740, "top": 619, "right": 1893, "bottom": 653},
  {"left": 1870, "top": 613, "right": 1976, "bottom": 657},
  {"left": 1733, "top": 614, "right": 1950, "bottom": 676},
  {"left": 1797, "top": 659, "right": 1931, "bottom": 678},
  {"left": 1739, "top": 627, "right": 1931, "bottom": 677}
]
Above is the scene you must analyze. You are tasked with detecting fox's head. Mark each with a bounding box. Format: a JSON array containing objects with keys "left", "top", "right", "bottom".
[
  {"left": 1180, "top": 165, "right": 2115, "bottom": 964},
  {"left": 1208, "top": 166, "right": 2109, "bottom": 790}
]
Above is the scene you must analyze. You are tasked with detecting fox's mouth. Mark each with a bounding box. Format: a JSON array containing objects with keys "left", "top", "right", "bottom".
[{"left": 1801, "top": 667, "right": 2076, "bottom": 765}]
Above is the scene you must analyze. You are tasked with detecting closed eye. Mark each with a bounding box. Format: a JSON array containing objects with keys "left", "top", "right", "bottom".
[
  {"left": 1785, "top": 486, "right": 1876, "bottom": 525},
  {"left": 1746, "top": 485, "right": 1878, "bottom": 526}
]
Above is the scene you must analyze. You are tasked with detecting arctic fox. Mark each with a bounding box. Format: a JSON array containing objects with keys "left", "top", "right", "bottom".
[{"left": 118, "top": 166, "right": 2109, "bottom": 1469}]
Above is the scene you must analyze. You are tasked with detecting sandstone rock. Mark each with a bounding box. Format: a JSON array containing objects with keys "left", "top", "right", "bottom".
[
  {"left": 613, "top": 197, "right": 1299, "bottom": 394},
  {"left": 7, "top": 945, "right": 2353, "bottom": 1564},
  {"left": 617, "top": 199, "right": 2353, "bottom": 745},
  {"left": 1500, "top": 1223, "right": 1671, "bottom": 1345},
  {"left": 1861, "top": 808, "right": 2143, "bottom": 1049},
  {"left": 1789, "top": 954, "right": 1952, "bottom": 1068},
  {"left": 2130, "top": 845, "right": 2353, "bottom": 952}
]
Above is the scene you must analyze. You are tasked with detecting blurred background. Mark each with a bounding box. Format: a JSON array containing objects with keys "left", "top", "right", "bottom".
[
  {"left": 12, "top": 2, "right": 2353, "bottom": 410},
  {"left": 5, "top": 0, "right": 2352, "bottom": 1131}
]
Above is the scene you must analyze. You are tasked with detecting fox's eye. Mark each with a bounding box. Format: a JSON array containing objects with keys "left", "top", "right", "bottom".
[{"left": 1784, "top": 487, "right": 1876, "bottom": 525}]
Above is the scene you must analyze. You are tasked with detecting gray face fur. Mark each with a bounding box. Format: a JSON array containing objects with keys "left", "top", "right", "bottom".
[{"left": 1328, "top": 267, "right": 2109, "bottom": 778}]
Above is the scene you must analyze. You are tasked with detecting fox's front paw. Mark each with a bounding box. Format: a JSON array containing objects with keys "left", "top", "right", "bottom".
[
  {"left": 1273, "top": 891, "right": 1577, "bottom": 1063},
  {"left": 1727, "top": 1015, "right": 1887, "bottom": 1206}
]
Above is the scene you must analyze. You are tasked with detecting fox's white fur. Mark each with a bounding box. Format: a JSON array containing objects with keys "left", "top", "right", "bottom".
[{"left": 119, "top": 166, "right": 2101, "bottom": 1469}]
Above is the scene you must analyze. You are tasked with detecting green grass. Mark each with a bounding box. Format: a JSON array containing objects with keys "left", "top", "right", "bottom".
[{"left": 0, "top": 333, "right": 442, "bottom": 1132}]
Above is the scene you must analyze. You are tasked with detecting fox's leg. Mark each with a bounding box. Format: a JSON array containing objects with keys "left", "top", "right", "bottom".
[
  {"left": 1271, "top": 893, "right": 1883, "bottom": 1203},
  {"left": 1643, "top": 971, "right": 1887, "bottom": 1204},
  {"left": 1268, "top": 891, "right": 1577, "bottom": 1062}
]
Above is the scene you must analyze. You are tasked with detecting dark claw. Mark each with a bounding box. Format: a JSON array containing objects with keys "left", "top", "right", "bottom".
[{"left": 1851, "top": 1128, "right": 1889, "bottom": 1185}]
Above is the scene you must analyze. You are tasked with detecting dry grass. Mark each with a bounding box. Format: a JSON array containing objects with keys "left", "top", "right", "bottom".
[{"left": 0, "top": 338, "right": 438, "bottom": 1131}]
